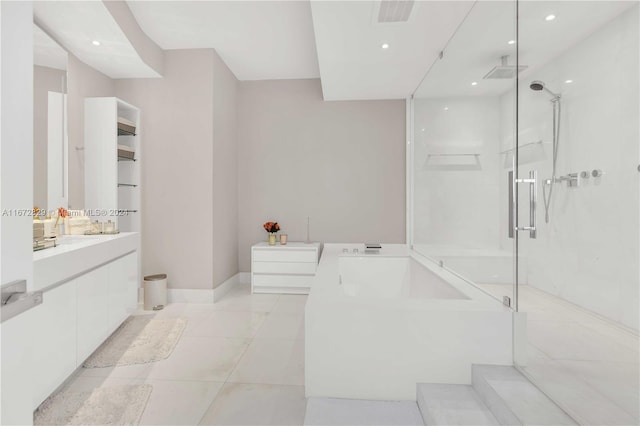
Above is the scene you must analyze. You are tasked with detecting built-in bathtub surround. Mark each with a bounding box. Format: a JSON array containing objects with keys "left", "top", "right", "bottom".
[{"left": 306, "top": 244, "right": 513, "bottom": 400}]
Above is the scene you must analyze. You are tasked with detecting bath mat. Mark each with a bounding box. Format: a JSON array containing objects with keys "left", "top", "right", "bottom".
[
  {"left": 34, "top": 384, "right": 152, "bottom": 425},
  {"left": 84, "top": 315, "right": 187, "bottom": 368}
]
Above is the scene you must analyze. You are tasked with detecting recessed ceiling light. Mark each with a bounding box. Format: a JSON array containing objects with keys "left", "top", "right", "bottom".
[
  {"left": 565, "top": 79, "right": 573, "bottom": 84},
  {"left": 381, "top": 43, "right": 390, "bottom": 49},
  {"left": 508, "top": 40, "right": 516, "bottom": 45},
  {"left": 421, "top": 128, "right": 425, "bottom": 132},
  {"left": 92, "top": 40, "right": 101, "bottom": 46},
  {"left": 471, "top": 81, "right": 478, "bottom": 86},
  {"left": 545, "top": 14, "right": 556, "bottom": 21},
  {"left": 444, "top": 107, "right": 449, "bottom": 111}
]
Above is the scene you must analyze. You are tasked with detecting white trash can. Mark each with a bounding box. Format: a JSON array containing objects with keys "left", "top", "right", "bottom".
[{"left": 144, "top": 274, "right": 167, "bottom": 310}]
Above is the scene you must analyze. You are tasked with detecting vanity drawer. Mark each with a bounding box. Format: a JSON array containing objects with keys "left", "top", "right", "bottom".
[
  {"left": 252, "top": 249, "right": 317, "bottom": 263},
  {"left": 252, "top": 261, "right": 317, "bottom": 275}
]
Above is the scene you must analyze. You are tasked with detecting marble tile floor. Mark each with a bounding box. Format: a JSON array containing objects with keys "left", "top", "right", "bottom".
[
  {"left": 53, "top": 282, "right": 308, "bottom": 425},
  {"left": 43, "top": 279, "right": 638, "bottom": 426},
  {"left": 480, "top": 283, "right": 639, "bottom": 426}
]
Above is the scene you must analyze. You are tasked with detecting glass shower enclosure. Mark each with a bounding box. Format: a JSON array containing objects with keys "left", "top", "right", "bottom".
[{"left": 409, "top": 1, "right": 639, "bottom": 424}]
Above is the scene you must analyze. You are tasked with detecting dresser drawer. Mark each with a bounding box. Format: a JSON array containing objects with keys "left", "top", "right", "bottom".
[
  {"left": 252, "top": 249, "right": 317, "bottom": 263},
  {"left": 252, "top": 274, "right": 313, "bottom": 288},
  {"left": 252, "top": 261, "right": 317, "bottom": 275}
]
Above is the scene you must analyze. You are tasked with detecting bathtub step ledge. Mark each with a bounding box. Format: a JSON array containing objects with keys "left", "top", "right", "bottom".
[
  {"left": 417, "top": 383, "right": 499, "bottom": 425},
  {"left": 471, "top": 365, "right": 577, "bottom": 425}
]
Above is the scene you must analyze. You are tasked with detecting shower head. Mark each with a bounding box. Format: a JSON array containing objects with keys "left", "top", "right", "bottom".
[
  {"left": 530, "top": 80, "right": 560, "bottom": 99},
  {"left": 483, "top": 55, "right": 527, "bottom": 79}
]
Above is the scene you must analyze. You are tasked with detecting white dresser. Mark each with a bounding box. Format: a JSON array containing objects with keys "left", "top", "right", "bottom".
[{"left": 251, "top": 242, "right": 322, "bottom": 294}]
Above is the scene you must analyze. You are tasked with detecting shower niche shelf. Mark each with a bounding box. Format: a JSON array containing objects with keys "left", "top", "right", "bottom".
[{"left": 424, "top": 151, "right": 482, "bottom": 170}]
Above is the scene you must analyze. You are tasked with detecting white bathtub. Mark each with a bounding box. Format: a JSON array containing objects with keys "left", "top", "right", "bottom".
[
  {"left": 413, "top": 244, "right": 526, "bottom": 285},
  {"left": 305, "top": 244, "right": 514, "bottom": 401},
  {"left": 339, "top": 256, "right": 469, "bottom": 300}
]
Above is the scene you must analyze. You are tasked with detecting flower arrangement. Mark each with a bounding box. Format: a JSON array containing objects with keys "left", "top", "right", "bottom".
[
  {"left": 263, "top": 221, "right": 280, "bottom": 234},
  {"left": 55, "top": 207, "right": 68, "bottom": 226}
]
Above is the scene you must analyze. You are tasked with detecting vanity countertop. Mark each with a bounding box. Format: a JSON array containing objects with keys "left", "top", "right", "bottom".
[{"left": 33, "top": 232, "right": 139, "bottom": 292}]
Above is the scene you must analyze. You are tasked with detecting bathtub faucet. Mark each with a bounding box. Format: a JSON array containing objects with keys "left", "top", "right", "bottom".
[{"left": 365, "top": 243, "right": 381, "bottom": 254}]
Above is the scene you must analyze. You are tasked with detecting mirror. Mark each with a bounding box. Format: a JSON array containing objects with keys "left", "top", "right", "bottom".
[{"left": 33, "top": 23, "right": 68, "bottom": 215}]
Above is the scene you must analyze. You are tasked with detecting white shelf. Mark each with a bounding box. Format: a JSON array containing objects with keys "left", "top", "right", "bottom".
[
  {"left": 85, "top": 97, "right": 142, "bottom": 285},
  {"left": 84, "top": 97, "right": 141, "bottom": 233}
]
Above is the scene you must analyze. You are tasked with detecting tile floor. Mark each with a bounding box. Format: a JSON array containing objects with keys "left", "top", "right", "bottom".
[
  {"left": 480, "top": 283, "right": 640, "bottom": 426},
  {"left": 43, "top": 279, "right": 638, "bottom": 425},
  {"left": 62, "top": 282, "right": 308, "bottom": 425}
]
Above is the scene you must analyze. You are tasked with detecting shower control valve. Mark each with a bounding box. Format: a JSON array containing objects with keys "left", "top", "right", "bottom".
[{"left": 591, "top": 169, "right": 603, "bottom": 178}]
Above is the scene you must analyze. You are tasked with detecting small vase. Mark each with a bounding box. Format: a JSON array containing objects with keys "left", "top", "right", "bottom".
[
  {"left": 268, "top": 233, "right": 277, "bottom": 245},
  {"left": 58, "top": 223, "right": 64, "bottom": 236}
]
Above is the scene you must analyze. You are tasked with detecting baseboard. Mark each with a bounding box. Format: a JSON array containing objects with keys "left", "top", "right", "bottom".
[
  {"left": 138, "top": 272, "right": 245, "bottom": 304},
  {"left": 212, "top": 273, "right": 243, "bottom": 302},
  {"left": 167, "top": 288, "right": 214, "bottom": 303}
]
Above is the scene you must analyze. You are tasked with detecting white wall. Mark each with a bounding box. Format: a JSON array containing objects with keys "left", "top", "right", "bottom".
[
  {"left": 1, "top": 2, "right": 37, "bottom": 424},
  {"left": 67, "top": 54, "right": 115, "bottom": 209},
  {"left": 212, "top": 51, "right": 239, "bottom": 287},
  {"left": 116, "top": 50, "right": 215, "bottom": 291},
  {"left": 116, "top": 49, "right": 239, "bottom": 291},
  {"left": 501, "top": 7, "right": 639, "bottom": 329},
  {"left": 413, "top": 97, "right": 502, "bottom": 249},
  {"left": 237, "top": 79, "right": 406, "bottom": 271},
  {"left": 1, "top": 0, "right": 34, "bottom": 291}
]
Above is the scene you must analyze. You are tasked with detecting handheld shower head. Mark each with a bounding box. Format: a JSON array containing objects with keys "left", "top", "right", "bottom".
[
  {"left": 530, "top": 80, "right": 545, "bottom": 91},
  {"left": 529, "top": 80, "right": 560, "bottom": 100}
]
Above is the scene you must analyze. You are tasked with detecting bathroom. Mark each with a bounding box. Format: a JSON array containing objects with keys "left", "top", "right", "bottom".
[{"left": 1, "top": 1, "right": 638, "bottom": 425}]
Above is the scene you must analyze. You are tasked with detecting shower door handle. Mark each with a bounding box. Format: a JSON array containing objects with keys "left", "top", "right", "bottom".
[{"left": 509, "top": 170, "right": 537, "bottom": 239}]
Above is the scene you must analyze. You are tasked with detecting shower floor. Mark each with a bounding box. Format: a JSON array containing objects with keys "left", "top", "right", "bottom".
[{"left": 479, "top": 283, "right": 639, "bottom": 426}]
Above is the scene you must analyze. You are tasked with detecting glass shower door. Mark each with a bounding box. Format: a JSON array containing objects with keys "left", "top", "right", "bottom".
[
  {"left": 513, "top": 2, "right": 640, "bottom": 424},
  {"left": 411, "top": 0, "right": 519, "bottom": 309}
]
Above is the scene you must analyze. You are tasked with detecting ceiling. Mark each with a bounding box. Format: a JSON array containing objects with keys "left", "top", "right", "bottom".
[
  {"left": 414, "top": 0, "right": 636, "bottom": 98},
  {"left": 32, "top": 1, "right": 638, "bottom": 101},
  {"left": 126, "top": 1, "right": 320, "bottom": 81},
  {"left": 34, "top": 1, "right": 160, "bottom": 78},
  {"left": 126, "top": 0, "right": 476, "bottom": 100},
  {"left": 310, "top": 1, "right": 474, "bottom": 100},
  {"left": 34, "top": 24, "right": 68, "bottom": 71}
]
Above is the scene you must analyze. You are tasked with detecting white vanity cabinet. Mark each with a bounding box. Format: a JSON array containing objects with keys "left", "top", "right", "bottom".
[
  {"left": 31, "top": 281, "right": 78, "bottom": 408},
  {"left": 76, "top": 252, "right": 137, "bottom": 364},
  {"left": 32, "top": 234, "right": 139, "bottom": 409},
  {"left": 251, "top": 242, "right": 321, "bottom": 294},
  {"left": 107, "top": 252, "right": 138, "bottom": 332},
  {"left": 76, "top": 265, "right": 109, "bottom": 363}
]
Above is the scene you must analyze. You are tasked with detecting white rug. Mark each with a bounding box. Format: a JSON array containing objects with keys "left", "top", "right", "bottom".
[
  {"left": 34, "top": 384, "right": 152, "bottom": 425},
  {"left": 84, "top": 315, "right": 187, "bottom": 368}
]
